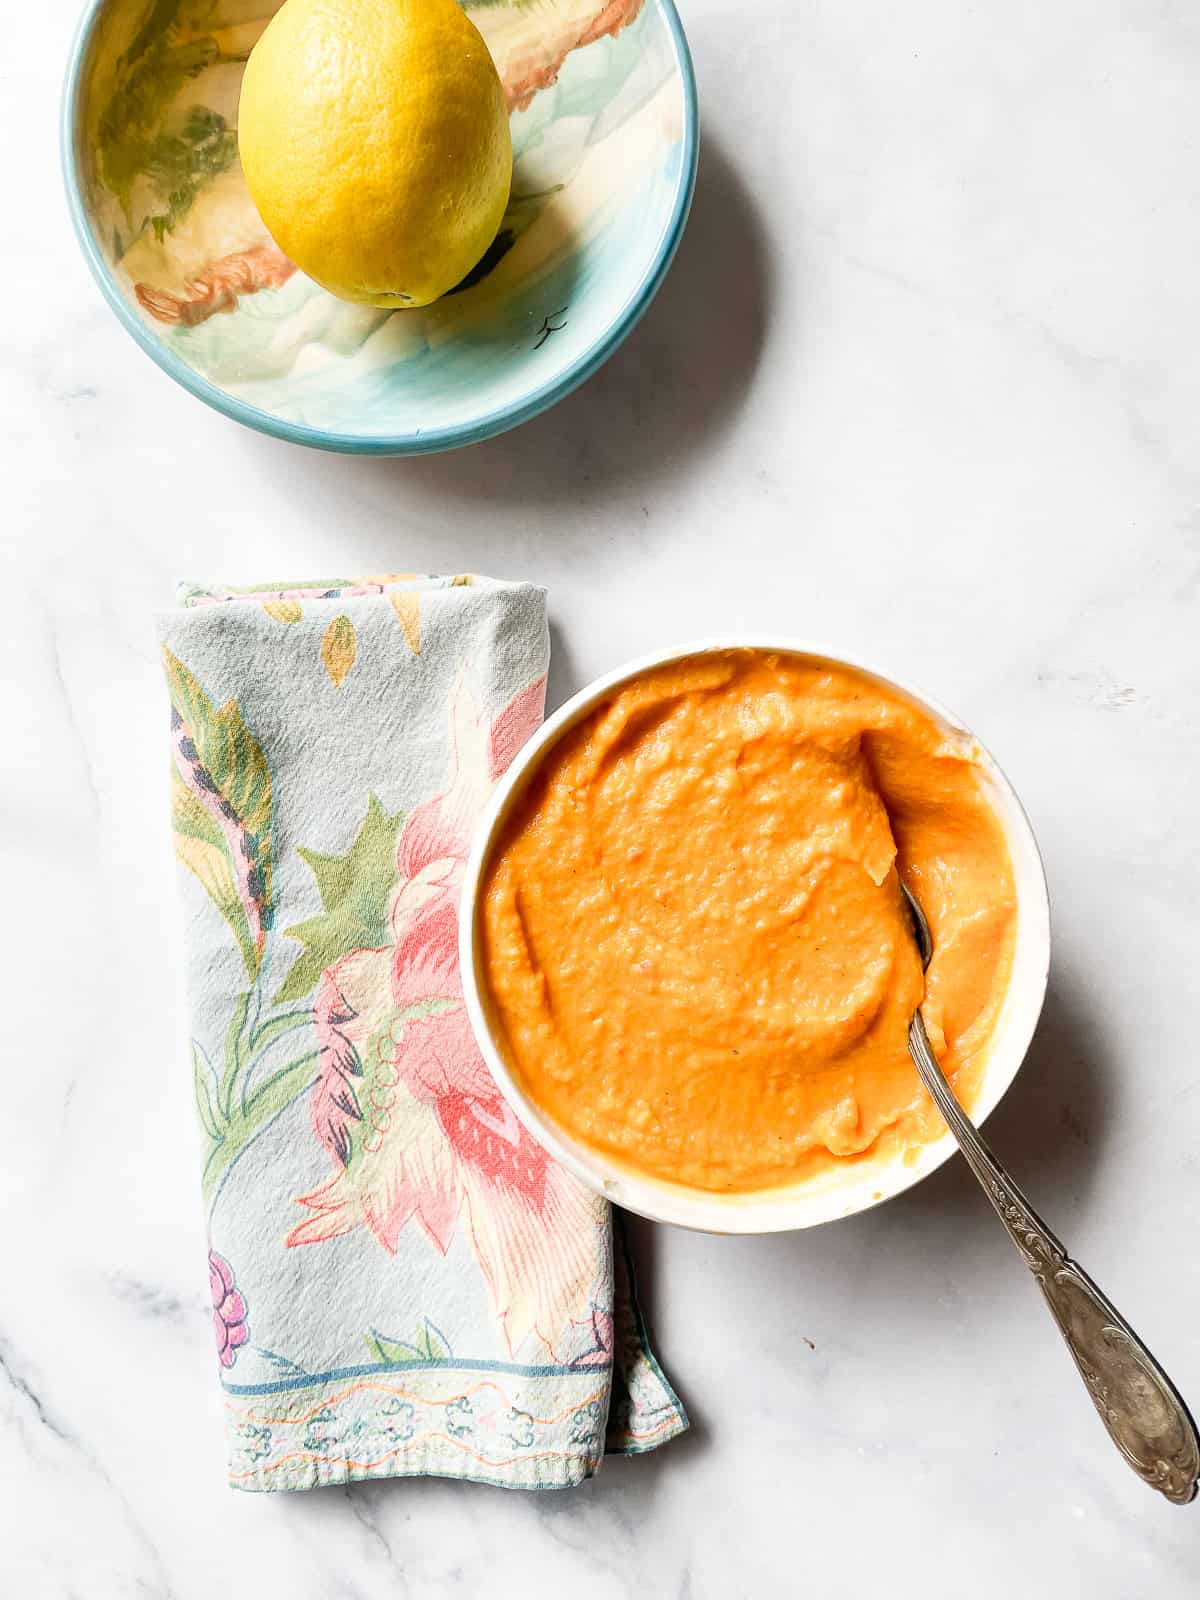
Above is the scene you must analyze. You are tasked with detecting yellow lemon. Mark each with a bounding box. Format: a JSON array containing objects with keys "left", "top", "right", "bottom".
[{"left": 238, "top": 0, "right": 511, "bottom": 308}]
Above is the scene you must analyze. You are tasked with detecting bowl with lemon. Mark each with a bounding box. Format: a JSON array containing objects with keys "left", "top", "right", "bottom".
[{"left": 63, "top": 0, "right": 697, "bottom": 453}]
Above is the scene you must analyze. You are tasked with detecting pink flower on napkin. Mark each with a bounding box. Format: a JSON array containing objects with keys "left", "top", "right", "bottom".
[
  {"left": 209, "top": 1250, "right": 250, "bottom": 1369},
  {"left": 287, "top": 674, "right": 603, "bottom": 1356}
]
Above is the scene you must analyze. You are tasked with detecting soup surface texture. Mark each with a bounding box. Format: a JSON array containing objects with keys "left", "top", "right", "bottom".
[{"left": 480, "top": 651, "right": 1017, "bottom": 1192}]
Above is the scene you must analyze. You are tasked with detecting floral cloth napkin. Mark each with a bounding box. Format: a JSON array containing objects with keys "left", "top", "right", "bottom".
[{"left": 158, "top": 574, "right": 687, "bottom": 1493}]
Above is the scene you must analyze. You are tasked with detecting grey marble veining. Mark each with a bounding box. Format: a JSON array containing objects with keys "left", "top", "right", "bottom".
[{"left": 4, "top": 0, "right": 1200, "bottom": 1593}]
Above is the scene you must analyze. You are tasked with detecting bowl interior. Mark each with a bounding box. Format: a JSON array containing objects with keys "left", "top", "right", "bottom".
[
  {"left": 65, "top": 0, "right": 695, "bottom": 451},
  {"left": 462, "top": 641, "right": 1052, "bottom": 1234}
]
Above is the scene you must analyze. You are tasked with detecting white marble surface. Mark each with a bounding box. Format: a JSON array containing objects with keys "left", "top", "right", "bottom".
[{"left": 5, "top": 0, "right": 1200, "bottom": 1592}]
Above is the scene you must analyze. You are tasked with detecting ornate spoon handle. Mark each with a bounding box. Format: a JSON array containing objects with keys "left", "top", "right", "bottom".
[{"left": 909, "top": 1011, "right": 1200, "bottom": 1505}]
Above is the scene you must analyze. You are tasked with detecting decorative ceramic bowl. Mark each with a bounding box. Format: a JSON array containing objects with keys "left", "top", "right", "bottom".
[
  {"left": 460, "top": 640, "right": 1053, "bottom": 1234},
  {"left": 62, "top": 0, "right": 697, "bottom": 454}
]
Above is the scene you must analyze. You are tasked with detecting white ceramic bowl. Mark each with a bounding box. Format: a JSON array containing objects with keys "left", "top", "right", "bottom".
[{"left": 460, "top": 640, "right": 1051, "bottom": 1233}]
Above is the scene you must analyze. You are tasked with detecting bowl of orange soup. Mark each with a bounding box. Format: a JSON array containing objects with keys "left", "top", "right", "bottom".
[{"left": 459, "top": 642, "right": 1051, "bottom": 1232}]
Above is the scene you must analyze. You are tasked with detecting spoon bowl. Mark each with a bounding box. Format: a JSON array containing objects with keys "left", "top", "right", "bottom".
[{"left": 901, "top": 879, "right": 934, "bottom": 970}]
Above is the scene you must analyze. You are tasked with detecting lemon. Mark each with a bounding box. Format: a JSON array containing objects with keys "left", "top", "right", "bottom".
[{"left": 238, "top": 0, "right": 512, "bottom": 308}]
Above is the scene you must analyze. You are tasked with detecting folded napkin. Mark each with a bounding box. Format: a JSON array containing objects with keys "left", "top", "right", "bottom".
[{"left": 158, "top": 574, "right": 687, "bottom": 1493}]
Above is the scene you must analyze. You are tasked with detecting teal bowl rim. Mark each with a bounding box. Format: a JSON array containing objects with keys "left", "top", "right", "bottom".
[{"left": 60, "top": 0, "right": 699, "bottom": 456}]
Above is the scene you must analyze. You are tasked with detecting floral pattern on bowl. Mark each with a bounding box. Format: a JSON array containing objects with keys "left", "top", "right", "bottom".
[{"left": 63, "top": 0, "right": 698, "bottom": 452}]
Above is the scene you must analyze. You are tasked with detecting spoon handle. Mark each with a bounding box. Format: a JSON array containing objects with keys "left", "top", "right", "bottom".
[{"left": 908, "top": 1011, "right": 1200, "bottom": 1505}]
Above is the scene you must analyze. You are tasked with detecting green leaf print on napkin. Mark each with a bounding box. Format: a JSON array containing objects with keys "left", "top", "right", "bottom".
[
  {"left": 165, "top": 646, "right": 274, "bottom": 979},
  {"left": 275, "top": 794, "right": 406, "bottom": 1003},
  {"left": 365, "top": 1319, "right": 455, "bottom": 1366},
  {"left": 196, "top": 989, "right": 320, "bottom": 1210}
]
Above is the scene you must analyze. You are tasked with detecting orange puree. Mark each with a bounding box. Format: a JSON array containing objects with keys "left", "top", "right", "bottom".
[{"left": 480, "top": 651, "right": 1017, "bottom": 1193}]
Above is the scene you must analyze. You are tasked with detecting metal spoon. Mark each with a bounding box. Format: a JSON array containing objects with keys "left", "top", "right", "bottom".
[{"left": 900, "top": 880, "right": 1199, "bottom": 1504}]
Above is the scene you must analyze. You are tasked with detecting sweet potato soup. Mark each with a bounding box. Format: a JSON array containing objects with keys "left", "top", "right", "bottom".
[{"left": 480, "top": 651, "right": 1017, "bottom": 1193}]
